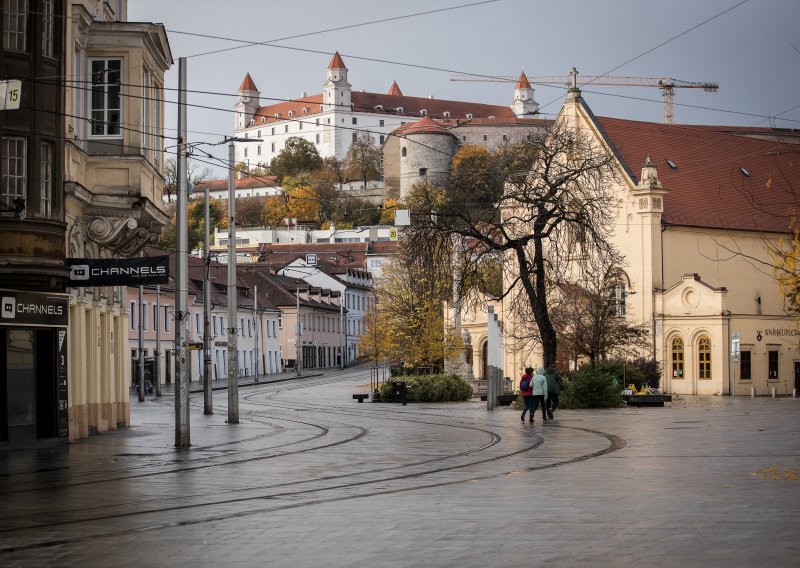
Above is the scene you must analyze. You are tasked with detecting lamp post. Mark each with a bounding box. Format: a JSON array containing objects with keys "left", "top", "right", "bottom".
[{"left": 203, "top": 183, "right": 213, "bottom": 414}]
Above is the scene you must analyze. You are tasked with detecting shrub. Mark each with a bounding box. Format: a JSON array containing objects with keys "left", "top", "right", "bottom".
[
  {"left": 377, "top": 373, "right": 473, "bottom": 403},
  {"left": 560, "top": 364, "right": 623, "bottom": 409}
]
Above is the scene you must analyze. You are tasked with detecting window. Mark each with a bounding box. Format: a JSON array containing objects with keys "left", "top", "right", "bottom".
[
  {"left": 141, "top": 303, "right": 148, "bottom": 331},
  {"left": 502, "top": 134, "right": 508, "bottom": 142},
  {"left": 315, "top": 134, "right": 320, "bottom": 144},
  {"left": 244, "top": 147, "right": 248, "bottom": 158},
  {"left": 379, "top": 135, "right": 385, "bottom": 144},
  {"left": 419, "top": 168, "right": 427, "bottom": 177},
  {"left": 610, "top": 283, "right": 627, "bottom": 317},
  {"left": 401, "top": 147, "right": 407, "bottom": 157},
  {"left": 698, "top": 336, "right": 711, "bottom": 379},
  {"left": 352, "top": 117, "right": 357, "bottom": 125},
  {"left": 740, "top": 350, "right": 751, "bottom": 381},
  {"left": 768, "top": 349, "right": 779, "bottom": 379},
  {"left": 3, "top": 0, "right": 27, "bottom": 52},
  {"left": 379, "top": 119, "right": 385, "bottom": 127},
  {"left": 213, "top": 315, "right": 217, "bottom": 334},
  {"left": 482, "top": 134, "right": 488, "bottom": 142},
  {"left": 39, "top": 142, "right": 51, "bottom": 217},
  {"left": 316, "top": 118, "right": 320, "bottom": 126},
  {"left": 462, "top": 135, "right": 467, "bottom": 142},
  {"left": 90, "top": 59, "right": 122, "bottom": 136},
  {"left": 257, "top": 130, "right": 261, "bottom": 138},
  {"left": 284, "top": 125, "right": 289, "bottom": 133},
  {"left": 352, "top": 132, "right": 358, "bottom": 142},
  {"left": 2, "top": 137, "right": 26, "bottom": 203},
  {"left": 130, "top": 301, "right": 137, "bottom": 329},
  {"left": 671, "top": 336, "right": 684, "bottom": 378},
  {"left": 271, "top": 142, "right": 275, "bottom": 152},
  {"left": 165, "top": 307, "right": 171, "bottom": 332},
  {"left": 271, "top": 127, "right": 275, "bottom": 135},
  {"left": 42, "top": 0, "right": 54, "bottom": 57},
  {"left": 420, "top": 109, "right": 427, "bottom": 116}
]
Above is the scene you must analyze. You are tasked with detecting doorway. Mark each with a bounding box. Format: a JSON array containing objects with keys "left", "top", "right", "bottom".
[{"left": 794, "top": 361, "right": 800, "bottom": 393}]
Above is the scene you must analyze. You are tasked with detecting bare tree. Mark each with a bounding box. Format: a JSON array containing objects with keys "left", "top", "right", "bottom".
[
  {"left": 162, "top": 157, "right": 213, "bottom": 202},
  {"left": 345, "top": 132, "right": 382, "bottom": 190},
  {"left": 415, "top": 126, "right": 620, "bottom": 368}
]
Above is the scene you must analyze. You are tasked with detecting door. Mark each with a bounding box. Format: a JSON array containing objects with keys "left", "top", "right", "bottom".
[{"left": 795, "top": 361, "right": 800, "bottom": 393}]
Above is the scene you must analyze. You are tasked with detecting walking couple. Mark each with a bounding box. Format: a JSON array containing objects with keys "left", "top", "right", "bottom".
[{"left": 520, "top": 366, "right": 560, "bottom": 423}]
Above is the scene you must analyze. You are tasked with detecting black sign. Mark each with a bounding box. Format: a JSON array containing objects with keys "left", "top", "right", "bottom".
[
  {"left": 57, "top": 329, "right": 68, "bottom": 437},
  {"left": 0, "top": 290, "right": 69, "bottom": 327},
  {"left": 66, "top": 256, "right": 169, "bottom": 287}
]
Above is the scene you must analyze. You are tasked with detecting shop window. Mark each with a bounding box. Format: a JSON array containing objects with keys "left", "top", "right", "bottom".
[
  {"left": 698, "top": 335, "right": 711, "bottom": 379},
  {"left": 740, "top": 350, "right": 751, "bottom": 380},
  {"left": 90, "top": 59, "right": 122, "bottom": 136},
  {"left": 768, "top": 350, "right": 779, "bottom": 379},
  {"left": 671, "top": 336, "right": 684, "bottom": 379}
]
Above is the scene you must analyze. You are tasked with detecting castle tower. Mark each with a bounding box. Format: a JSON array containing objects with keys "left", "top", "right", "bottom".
[
  {"left": 511, "top": 72, "right": 539, "bottom": 118},
  {"left": 234, "top": 73, "right": 261, "bottom": 131},
  {"left": 397, "top": 117, "right": 458, "bottom": 199},
  {"left": 323, "top": 51, "right": 351, "bottom": 111}
]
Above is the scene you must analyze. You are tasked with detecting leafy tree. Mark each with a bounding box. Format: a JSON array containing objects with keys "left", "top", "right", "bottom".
[
  {"left": 322, "top": 156, "right": 348, "bottom": 191},
  {"left": 379, "top": 198, "right": 398, "bottom": 225},
  {"left": 415, "top": 124, "right": 619, "bottom": 368},
  {"left": 262, "top": 196, "right": 289, "bottom": 227},
  {"left": 774, "top": 222, "right": 800, "bottom": 317},
  {"left": 158, "top": 197, "right": 225, "bottom": 252},
  {"left": 269, "top": 137, "right": 323, "bottom": 182},
  {"left": 286, "top": 184, "right": 320, "bottom": 224},
  {"left": 345, "top": 132, "right": 382, "bottom": 187},
  {"left": 235, "top": 196, "right": 267, "bottom": 227}
]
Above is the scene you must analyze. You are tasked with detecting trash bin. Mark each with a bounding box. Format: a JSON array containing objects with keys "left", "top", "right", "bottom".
[{"left": 392, "top": 381, "right": 407, "bottom": 406}]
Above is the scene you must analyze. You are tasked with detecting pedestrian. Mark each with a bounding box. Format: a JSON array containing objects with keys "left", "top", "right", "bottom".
[
  {"left": 544, "top": 366, "right": 561, "bottom": 419},
  {"left": 531, "top": 367, "right": 549, "bottom": 423},
  {"left": 519, "top": 367, "right": 534, "bottom": 423}
]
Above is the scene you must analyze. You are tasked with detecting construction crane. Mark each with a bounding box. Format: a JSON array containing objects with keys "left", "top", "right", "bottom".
[{"left": 451, "top": 68, "right": 719, "bottom": 125}]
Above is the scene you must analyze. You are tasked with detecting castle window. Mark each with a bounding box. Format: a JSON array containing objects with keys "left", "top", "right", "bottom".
[
  {"left": 462, "top": 136, "right": 467, "bottom": 142},
  {"left": 352, "top": 132, "right": 358, "bottom": 142},
  {"left": 502, "top": 135, "right": 508, "bottom": 142},
  {"left": 419, "top": 168, "right": 427, "bottom": 177},
  {"left": 285, "top": 125, "right": 289, "bottom": 133},
  {"left": 316, "top": 118, "right": 320, "bottom": 126},
  {"left": 261, "top": 117, "right": 266, "bottom": 124},
  {"left": 302, "top": 107, "right": 308, "bottom": 114},
  {"left": 299, "top": 122, "right": 303, "bottom": 130},
  {"left": 271, "top": 127, "right": 275, "bottom": 135},
  {"left": 466, "top": 113, "right": 473, "bottom": 120},
  {"left": 316, "top": 134, "right": 320, "bottom": 144},
  {"left": 420, "top": 109, "right": 427, "bottom": 116},
  {"left": 483, "top": 134, "right": 488, "bottom": 142},
  {"left": 397, "top": 107, "right": 403, "bottom": 113},
  {"left": 352, "top": 117, "right": 357, "bottom": 125},
  {"left": 380, "top": 119, "right": 385, "bottom": 127},
  {"left": 257, "top": 145, "right": 261, "bottom": 156},
  {"left": 401, "top": 147, "right": 407, "bottom": 158},
  {"left": 271, "top": 142, "right": 275, "bottom": 152},
  {"left": 443, "top": 111, "right": 450, "bottom": 118},
  {"left": 257, "top": 131, "right": 261, "bottom": 138},
  {"left": 379, "top": 135, "right": 385, "bottom": 144},
  {"left": 288, "top": 111, "right": 294, "bottom": 118}
]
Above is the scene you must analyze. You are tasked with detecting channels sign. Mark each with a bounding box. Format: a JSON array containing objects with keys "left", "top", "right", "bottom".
[
  {"left": 66, "top": 256, "right": 169, "bottom": 287},
  {"left": 0, "top": 290, "right": 69, "bottom": 327}
]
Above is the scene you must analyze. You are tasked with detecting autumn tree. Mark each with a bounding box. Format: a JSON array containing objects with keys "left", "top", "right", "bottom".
[
  {"left": 262, "top": 196, "right": 289, "bottom": 227},
  {"left": 158, "top": 197, "right": 225, "bottom": 252},
  {"left": 416, "top": 126, "right": 620, "bottom": 369},
  {"left": 269, "top": 137, "right": 323, "bottom": 182},
  {"left": 345, "top": 132, "right": 382, "bottom": 188},
  {"left": 379, "top": 198, "right": 398, "bottom": 225}
]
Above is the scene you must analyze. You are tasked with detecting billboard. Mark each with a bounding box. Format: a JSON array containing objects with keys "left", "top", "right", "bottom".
[{"left": 66, "top": 256, "right": 170, "bottom": 287}]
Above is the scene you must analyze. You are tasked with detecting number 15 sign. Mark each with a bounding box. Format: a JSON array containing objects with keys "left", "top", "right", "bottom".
[{"left": 0, "top": 80, "right": 22, "bottom": 110}]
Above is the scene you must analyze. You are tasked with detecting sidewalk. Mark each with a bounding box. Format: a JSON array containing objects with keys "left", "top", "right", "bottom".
[{"left": 136, "top": 368, "right": 325, "bottom": 397}]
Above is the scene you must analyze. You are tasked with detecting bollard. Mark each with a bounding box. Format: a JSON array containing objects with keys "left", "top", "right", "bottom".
[
  {"left": 751, "top": 387, "right": 755, "bottom": 398},
  {"left": 793, "top": 388, "right": 797, "bottom": 399},
  {"left": 771, "top": 387, "right": 776, "bottom": 398}
]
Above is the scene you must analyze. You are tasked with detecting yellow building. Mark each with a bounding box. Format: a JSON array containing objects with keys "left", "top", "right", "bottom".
[
  {"left": 64, "top": 1, "right": 172, "bottom": 439},
  {"left": 502, "top": 87, "right": 799, "bottom": 396}
]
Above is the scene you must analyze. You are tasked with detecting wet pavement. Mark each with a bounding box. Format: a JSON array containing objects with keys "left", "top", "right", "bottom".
[{"left": 1, "top": 368, "right": 798, "bottom": 567}]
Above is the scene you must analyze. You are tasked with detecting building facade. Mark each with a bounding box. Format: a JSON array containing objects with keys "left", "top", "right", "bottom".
[{"left": 64, "top": 1, "right": 172, "bottom": 439}]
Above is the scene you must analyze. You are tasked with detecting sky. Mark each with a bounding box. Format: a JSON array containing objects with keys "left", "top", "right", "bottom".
[{"left": 128, "top": 0, "right": 800, "bottom": 179}]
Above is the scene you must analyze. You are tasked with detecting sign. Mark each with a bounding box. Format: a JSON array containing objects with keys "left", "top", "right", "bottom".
[
  {"left": 389, "top": 228, "right": 398, "bottom": 241},
  {"left": 57, "top": 329, "right": 69, "bottom": 437},
  {"left": 0, "top": 290, "right": 68, "bottom": 327},
  {"left": 306, "top": 253, "right": 317, "bottom": 266},
  {"left": 66, "top": 256, "right": 169, "bottom": 287},
  {"left": 0, "top": 80, "right": 21, "bottom": 110}
]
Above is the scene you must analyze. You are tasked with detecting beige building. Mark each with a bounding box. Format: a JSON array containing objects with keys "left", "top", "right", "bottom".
[
  {"left": 64, "top": 1, "right": 172, "bottom": 439},
  {"left": 501, "top": 86, "right": 800, "bottom": 396}
]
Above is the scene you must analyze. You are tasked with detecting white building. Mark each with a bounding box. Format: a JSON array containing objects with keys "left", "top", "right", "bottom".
[{"left": 233, "top": 52, "right": 531, "bottom": 167}]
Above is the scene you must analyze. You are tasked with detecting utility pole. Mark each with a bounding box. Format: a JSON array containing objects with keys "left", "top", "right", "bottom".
[
  {"left": 155, "top": 283, "right": 161, "bottom": 397},
  {"left": 296, "top": 287, "right": 302, "bottom": 376},
  {"left": 175, "top": 57, "right": 190, "bottom": 447},
  {"left": 203, "top": 183, "right": 212, "bottom": 414},
  {"left": 339, "top": 292, "right": 345, "bottom": 369},
  {"left": 138, "top": 262, "right": 145, "bottom": 403},
  {"left": 226, "top": 141, "right": 240, "bottom": 424},
  {"left": 254, "top": 285, "right": 259, "bottom": 382}
]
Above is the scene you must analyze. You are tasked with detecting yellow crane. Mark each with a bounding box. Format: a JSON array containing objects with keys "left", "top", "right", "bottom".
[{"left": 451, "top": 67, "right": 719, "bottom": 125}]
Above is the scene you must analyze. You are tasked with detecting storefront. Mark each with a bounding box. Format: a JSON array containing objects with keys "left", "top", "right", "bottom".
[{"left": 0, "top": 291, "right": 68, "bottom": 443}]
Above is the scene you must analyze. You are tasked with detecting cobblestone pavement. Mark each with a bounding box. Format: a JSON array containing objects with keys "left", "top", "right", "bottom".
[{"left": 1, "top": 367, "right": 798, "bottom": 567}]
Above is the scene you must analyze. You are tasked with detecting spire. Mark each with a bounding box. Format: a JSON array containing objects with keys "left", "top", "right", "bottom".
[
  {"left": 327, "top": 51, "right": 347, "bottom": 70},
  {"left": 388, "top": 81, "right": 403, "bottom": 97},
  {"left": 514, "top": 72, "right": 532, "bottom": 90},
  {"left": 638, "top": 155, "right": 662, "bottom": 190},
  {"left": 238, "top": 72, "right": 258, "bottom": 92}
]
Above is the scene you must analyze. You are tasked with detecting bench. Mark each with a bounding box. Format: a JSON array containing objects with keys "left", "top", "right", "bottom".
[{"left": 353, "top": 394, "right": 369, "bottom": 403}]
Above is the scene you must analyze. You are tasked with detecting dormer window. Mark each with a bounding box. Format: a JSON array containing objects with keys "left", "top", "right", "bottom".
[
  {"left": 320, "top": 105, "right": 324, "bottom": 111},
  {"left": 302, "top": 107, "right": 308, "bottom": 114},
  {"left": 396, "top": 107, "right": 404, "bottom": 114},
  {"left": 466, "top": 113, "right": 473, "bottom": 120},
  {"left": 443, "top": 111, "right": 450, "bottom": 118},
  {"left": 274, "top": 113, "right": 280, "bottom": 119},
  {"left": 261, "top": 117, "right": 266, "bottom": 124},
  {"left": 666, "top": 159, "right": 677, "bottom": 170},
  {"left": 374, "top": 105, "right": 383, "bottom": 111},
  {"left": 249, "top": 119, "right": 255, "bottom": 125},
  {"left": 420, "top": 109, "right": 427, "bottom": 116},
  {"left": 288, "top": 110, "right": 294, "bottom": 118}
]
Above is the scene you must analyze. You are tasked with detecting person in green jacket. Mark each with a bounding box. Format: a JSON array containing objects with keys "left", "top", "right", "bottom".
[
  {"left": 544, "top": 366, "right": 561, "bottom": 419},
  {"left": 530, "top": 367, "right": 548, "bottom": 423}
]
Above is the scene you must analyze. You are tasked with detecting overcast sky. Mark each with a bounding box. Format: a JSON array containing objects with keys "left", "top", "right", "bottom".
[{"left": 128, "top": 0, "right": 800, "bottom": 179}]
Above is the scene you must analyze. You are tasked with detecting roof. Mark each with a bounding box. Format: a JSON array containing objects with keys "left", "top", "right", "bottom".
[
  {"left": 368, "top": 241, "right": 399, "bottom": 255},
  {"left": 515, "top": 72, "right": 532, "bottom": 90},
  {"left": 249, "top": 90, "right": 514, "bottom": 126},
  {"left": 327, "top": 51, "right": 347, "bottom": 70},
  {"left": 238, "top": 73, "right": 258, "bottom": 92},
  {"left": 192, "top": 175, "right": 280, "bottom": 194},
  {"left": 393, "top": 116, "right": 456, "bottom": 137},
  {"left": 255, "top": 243, "right": 368, "bottom": 270},
  {"left": 595, "top": 116, "right": 800, "bottom": 233},
  {"left": 387, "top": 81, "right": 403, "bottom": 96}
]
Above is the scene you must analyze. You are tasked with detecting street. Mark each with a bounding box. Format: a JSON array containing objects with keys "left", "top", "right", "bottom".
[{"left": 1, "top": 367, "right": 798, "bottom": 567}]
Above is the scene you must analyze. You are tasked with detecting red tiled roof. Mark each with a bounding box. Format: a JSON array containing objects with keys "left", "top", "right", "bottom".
[
  {"left": 393, "top": 116, "right": 456, "bottom": 137},
  {"left": 327, "top": 51, "right": 347, "bottom": 70},
  {"left": 238, "top": 73, "right": 258, "bottom": 92},
  {"left": 192, "top": 175, "right": 280, "bottom": 194},
  {"left": 515, "top": 72, "right": 532, "bottom": 90},
  {"left": 596, "top": 117, "right": 800, "bottom": 233},
  {"left": 249, "top": 91, "right": 513, "bottom": 125},
  {"left": 388, "top": 81, "right": 403, "bottom": 96},
  {"left": 368, "top": 241, "right": 398, "bottom": 254},
  {"left": 256, "top": 243, "right": 368, "bottom": 269}
]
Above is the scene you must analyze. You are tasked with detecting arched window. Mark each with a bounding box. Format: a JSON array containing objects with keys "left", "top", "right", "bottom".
[
  {"left": 401, "top": 147, "right": 407, "bottom": 157},
  {"left": 698, "top": 335, "right": 711, "bottom": 379},
  {"left": 671, "top": 336, "right": 684, "bottom": 379}
]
